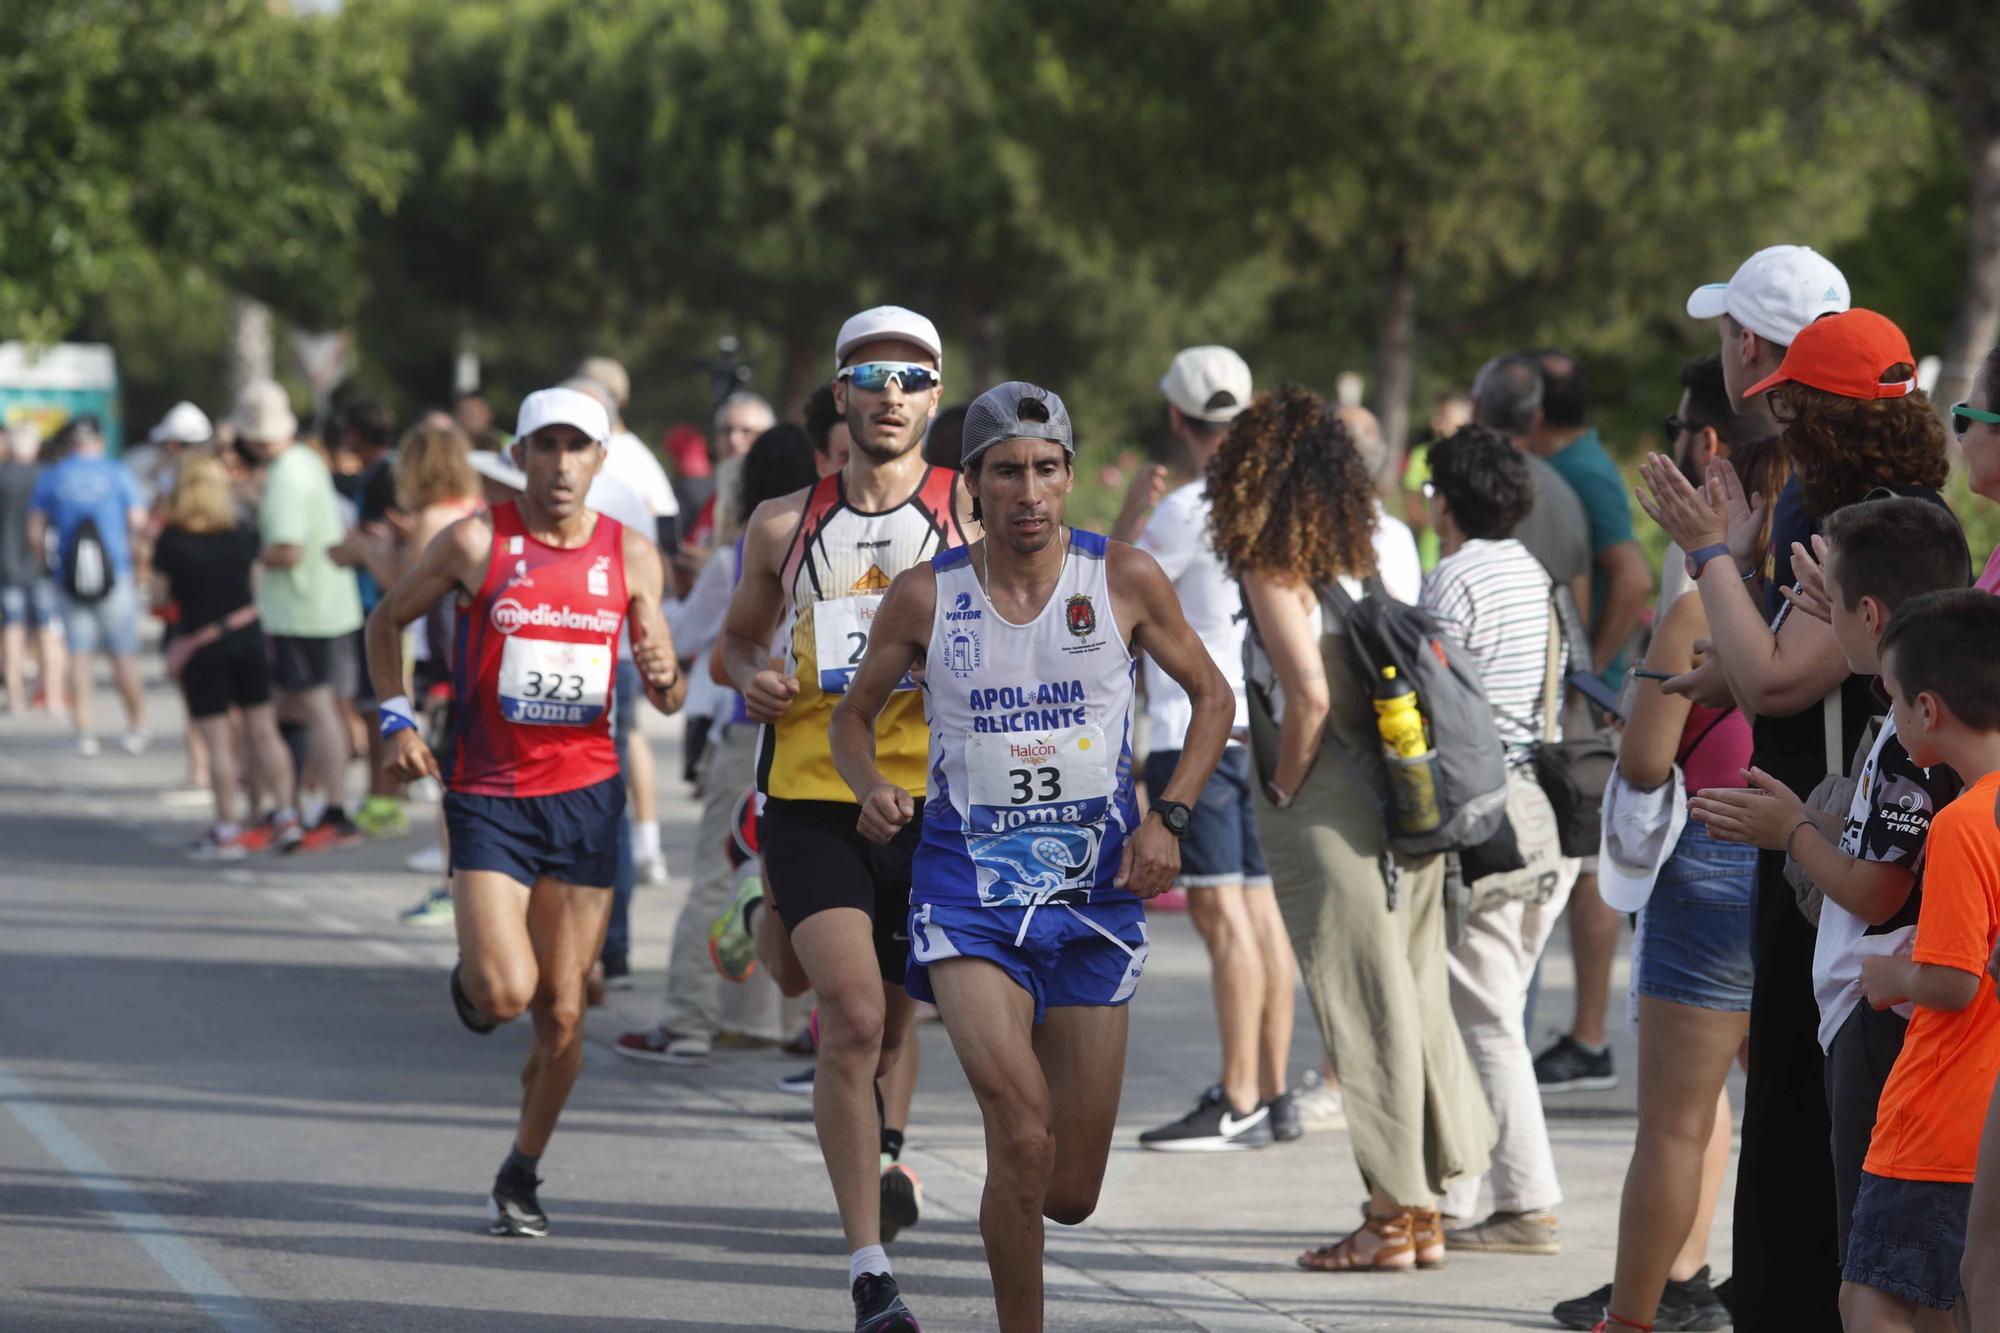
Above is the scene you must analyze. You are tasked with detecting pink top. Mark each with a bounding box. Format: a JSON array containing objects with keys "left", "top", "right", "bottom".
[
  {"left": 1977, "top": 545, "right": 2000, "bottom": 595},
  {"left": 1679, "top": 704, "right": 1752, "bottom": 795}
]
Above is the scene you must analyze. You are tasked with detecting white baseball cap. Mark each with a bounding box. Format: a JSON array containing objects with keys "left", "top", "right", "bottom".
[
  {"left": 834, "top": 305, "right": 943, "bottom": 371},
  {"left": 149, "top": 401, "right": 213, "bottom": 445},
  {"left": 514, "top": 386, "right": 610, "bottom": 444},
  {"left": 1159, "top": 346, "right": 1253, "bottom": 423},
  {"left": 1684, "top": 245, "right": 1851, "bottom": 346}
]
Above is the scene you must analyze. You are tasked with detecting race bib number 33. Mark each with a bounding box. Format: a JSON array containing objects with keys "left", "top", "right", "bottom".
[
  {"left": 814, "top": 595, "right": 915, "bottom": 694},
  {"left": 965, "top": 725, "right": 1111, "bottom": 833},
  {"left": 498, "top": 637, "right": 612, "bottom": 725}
]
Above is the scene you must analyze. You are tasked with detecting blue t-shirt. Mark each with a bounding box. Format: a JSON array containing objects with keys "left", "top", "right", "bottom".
[
  {"left": 30, "top": 455, "right": 140, "bottom": 581},
  {"left": 1544, "top": 428, "right": 1637, "bottom": 681}
]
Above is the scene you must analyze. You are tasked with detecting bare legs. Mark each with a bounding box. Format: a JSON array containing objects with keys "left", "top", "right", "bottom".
[
  {"left": 1186, "top": 882, "right": 1296, "bottom": 1110},
  {"left": 1566, "top": 872, "right": 1618, "bottom": 1050}
]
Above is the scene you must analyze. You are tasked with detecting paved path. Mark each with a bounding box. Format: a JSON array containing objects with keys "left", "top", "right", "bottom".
[{"left": 0, "top": 673, "right": 1739, "bottom": 1330}]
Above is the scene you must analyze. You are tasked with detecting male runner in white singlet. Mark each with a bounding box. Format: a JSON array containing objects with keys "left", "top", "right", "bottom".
[{"left": 832, "top": 381, "right": 1232, "bottom": 1332}]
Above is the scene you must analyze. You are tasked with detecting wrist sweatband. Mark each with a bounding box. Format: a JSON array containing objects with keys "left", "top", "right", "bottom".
[{"left": 379, "top": 695, "right": 417, "bottom": 738}]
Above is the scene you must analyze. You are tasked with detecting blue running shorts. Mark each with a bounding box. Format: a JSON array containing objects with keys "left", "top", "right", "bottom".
[
  {"left": 444, "top": 774, "right": 625, "bottom": 889},
  {"left": 904, "top": 898, "right": 1149, "bottom": 1025}
]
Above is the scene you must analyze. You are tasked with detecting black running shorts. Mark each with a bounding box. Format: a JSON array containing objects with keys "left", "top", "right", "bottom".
[{"left": 760, "top": 797, "right": 918, "bottom": 983}]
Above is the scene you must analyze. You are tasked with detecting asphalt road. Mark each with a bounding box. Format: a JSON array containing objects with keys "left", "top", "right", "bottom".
[{"left": 0, "top": 674, "right": 1738, "bottom": 1331}]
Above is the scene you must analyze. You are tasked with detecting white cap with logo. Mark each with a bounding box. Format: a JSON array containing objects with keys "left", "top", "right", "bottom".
[
  {"left": 834, "top": 306, "right": 943, "bottom": 371},
  {"left": 515, "top": 387, "right": 610, "bottom": 444},
  {"left": 1685, "top": 245, "right": 1851, "bottom": 346},
  {"left": 150, "top": 401, "right": 214, "bottom": 446},
  {"left": 1159, "top": 346, "right": 1253, "bottom": 423}
]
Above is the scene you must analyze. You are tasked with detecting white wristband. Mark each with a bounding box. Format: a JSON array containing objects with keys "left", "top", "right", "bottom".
[{"left": 378, "top": 695, "right": 417, "bottom": 738}]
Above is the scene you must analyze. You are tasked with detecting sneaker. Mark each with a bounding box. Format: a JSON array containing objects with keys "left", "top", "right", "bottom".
[
  {"left": 119, "top": 731, "right": 147, "bottom": 756},
  {"left": 1137, "top": 1085, "right": 1272, "bottom": 1152},
  {"left": 400, "top": 886, "right": 455, "bottom": 926},
  {"left": 601, "top": 952, "right": 633, "bottom": 990},
  {"left": 708, "top": 867, "right": 763, "bottom": 981},
  {"left": 236, "top": 812, "right": 301, "bottom": 853},
  {"left": 487, "top": 1172, "right": 548, "bottom": 1238},
  {"left": 1444, "top": 1209, "right": 1560, "bottom": 1255},
  {"left": 780, "top": 1022, "right": 817, "bottom": 1057},
  {"left": 778, "top": 1064, "right": 816, "bottom": 1094},
  {"left": 1534, "top": 1036, "right": 1618, "bottom": 1093},
  {"left": 76, "top": 736, "right": 101, "bottom": 757},
  {"left": 636, "top": 852, "right": 669, "bottom": 887},
  {"left": 354, "top": 795, "right": 408, "bottom": 839},
  {"left": 611, "top": 1024, "right": 711, "bottom": 1065},
  {"left": 880, "top": 1163, "right": 923, "bottom": 1243},
  {"left": 1265, "top": 1089, "right": 1303, "bottom": 1142},
  {"left": 852, "top": 1272, "right": 919, "bottom": 1332},
  {"left": 1552, "top": 1266, "right": 1730, "bottom": 1331},
  {"left": 1293, "top": 1069, "right": 1347, "bottom": 1131},
  {"left": 188, "top": 827, "right": 249, "bottom": 862},
  {"left": 405, "top": 843, "right": 447, "bottom": 874},
  {"left": 1146, "top": 887, "right": 1188, "bottom": 912},
  {"left": 293, "top": 811, "right": 362, "bottom": 854},
  {"left": 449, "top": 961, "right": 496, "bottom": 1035}
]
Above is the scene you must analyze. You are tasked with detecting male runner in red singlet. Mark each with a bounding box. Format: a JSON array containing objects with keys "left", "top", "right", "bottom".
[
  {"left": 721, "top": 306, "right": 970, "bottom": 1332},
  {"left": 364, "top": 386, "right": 686, "bottom": 1237}
]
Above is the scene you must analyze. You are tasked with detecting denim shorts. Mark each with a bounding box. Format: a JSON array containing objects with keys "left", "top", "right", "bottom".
[
  {"left": 1143, "top": 746, "right": 1270, "bottom": 889},
  {"left": 1844, "top": 1171, "right": 1972, "bottom": 1310},
  {"left": 0, "top": 579, "right": 56, "bottom": 629},
  {"left": 58, "top": 578, "right": 140, "bottom": 657},
  {"left": 1635, "top": 820, "right": 1757, "bottom": 1011}
]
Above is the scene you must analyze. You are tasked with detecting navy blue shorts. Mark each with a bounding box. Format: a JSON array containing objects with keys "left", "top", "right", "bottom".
[
  {"left": 444, "top": 775, "right": 625, "bottom": 889},
  {"left": 1843, "top": 1170, "right": 1972, "bottom": 1310},
  {"left": 904, "top": 898, "right": 1149, "bottom": 1026},
  {"left": 1144, "top": 746, "right": 1269, "bottom": 889}
]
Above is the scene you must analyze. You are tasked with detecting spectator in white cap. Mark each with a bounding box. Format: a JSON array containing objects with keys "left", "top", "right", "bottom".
[{"left": 1111, "top": 346, "right": 1312, "bottom": 1154}]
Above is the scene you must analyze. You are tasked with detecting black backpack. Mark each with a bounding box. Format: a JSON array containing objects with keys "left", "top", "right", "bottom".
[{"left": 62, "top": 515, "right": 112, "bottom": 604}]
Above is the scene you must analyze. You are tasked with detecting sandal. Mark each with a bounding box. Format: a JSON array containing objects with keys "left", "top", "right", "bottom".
[
  {"left": 1297, "top": 1210, "right": 1418, "bottom": 1272},
  {"left": 1412, "top": 1209, "right": 1445, "bottom": 1269}
]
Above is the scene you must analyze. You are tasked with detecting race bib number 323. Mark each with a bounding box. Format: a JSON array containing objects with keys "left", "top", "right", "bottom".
[{"left": 498, "top": 637, "right": 612, "bottom": 725}]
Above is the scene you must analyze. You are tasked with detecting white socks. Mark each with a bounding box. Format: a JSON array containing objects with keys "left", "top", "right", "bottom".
[
  {"left": 849, "top": 1245, "right": 891, "bottom": 1285},
  {"left": 632, "top": 819, "right": 661, "bottom": 862}
]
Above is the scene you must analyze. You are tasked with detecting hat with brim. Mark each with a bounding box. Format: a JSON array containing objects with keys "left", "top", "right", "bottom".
[
  {"left": 834, "top": 306, "right": 943, "bottom": 371},
  {"left": 1685, "top": 244, "right": 1851, "bottom": 346},
  {"left": 1597, "top": 770, "right": 1690, "bottom": 913},
  {"left": 230, "top": 381, "right": 297, "bottom": 443},
  {"left": 1743, "top": 308, "right": 1918, "bottom": 401},
  {"left": 960, "top": 381, "right": 1074, "bottom": 472},
  {"left": 515, "top": 387, "right": 610, "bottom": 445}
]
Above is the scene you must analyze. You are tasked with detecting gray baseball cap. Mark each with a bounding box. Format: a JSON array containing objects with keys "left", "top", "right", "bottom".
[{"left": 960, "top": 381, "right": 1074, "bottom": 471}]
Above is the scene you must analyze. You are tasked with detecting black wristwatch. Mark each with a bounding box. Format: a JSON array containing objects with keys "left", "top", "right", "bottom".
[{"left": 1151, "top": 800, "right": 1193, "bottom": 839}]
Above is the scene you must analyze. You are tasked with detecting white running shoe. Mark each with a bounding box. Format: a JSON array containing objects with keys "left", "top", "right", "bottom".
[
  {"left": 77, "top": 736, "right": 101, "bottom": 757},
  {"left": 405, "top": 843, "right": 447, "bottom": 875},
  {"left": 119, "top": 732, "right": 147, "bottom": 756}
]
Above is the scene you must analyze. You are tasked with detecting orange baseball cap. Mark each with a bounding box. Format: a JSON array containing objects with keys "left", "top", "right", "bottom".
[{"left": 1744, "top": 308, "right": 1919, "bottom": 401}]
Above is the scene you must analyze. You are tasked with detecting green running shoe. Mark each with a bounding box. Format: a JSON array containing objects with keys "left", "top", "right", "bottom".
[
  {"left": 355, "top": 795, "right": 409, "bottom": 839},
  {"left": 708, "top": 866, "right": 762, "bottom": 981}
]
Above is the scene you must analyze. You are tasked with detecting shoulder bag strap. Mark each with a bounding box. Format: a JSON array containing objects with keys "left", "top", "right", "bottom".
[{"left": 1540, "top": 585, "right": 1563, "bottom": 745}]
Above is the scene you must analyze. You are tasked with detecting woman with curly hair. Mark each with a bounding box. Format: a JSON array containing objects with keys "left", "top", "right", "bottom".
[
  {"left": 1212, "top": 384, "right": 1494, "bottom": 1273},
  {"left": 1637, "top": 308, "right": 1952, "bottom": 1324}
]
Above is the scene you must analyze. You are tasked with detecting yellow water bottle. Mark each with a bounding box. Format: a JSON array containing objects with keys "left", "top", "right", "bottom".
[{"left": 1372, "top": 667, "right": 1442, "bottom": 835}]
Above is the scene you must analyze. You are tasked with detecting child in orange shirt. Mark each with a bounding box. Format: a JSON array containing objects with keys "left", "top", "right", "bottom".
[{"left": 1850, "top": 589, "right": 2000, "bottom": 1328}]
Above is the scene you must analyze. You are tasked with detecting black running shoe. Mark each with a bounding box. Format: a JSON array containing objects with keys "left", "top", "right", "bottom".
[
  {"left": 880, "top": 1163, "right": 923, "bottom": 1243},
  {"left": 1533, "top": 1035, "right": 1617, "bottom": 1092},
  {"left": 1137, "top": 1085, "right": 1272, "bottom": 1151},
  {"left": 488, "top": 1173, "right": 548, "bottom": 1238},
  {"left": 853, "top": 1272, "right": 919, "bottom": 1332},
  {"left": 1265, "top": 1089, "right": 1303, "bottom": 1142},
  {"left": 1551, "top": 1266, "right": 1729, "bottom": 1331},
  {"left": 450, "top": 961, "right": 496, "bottom": 1035}
]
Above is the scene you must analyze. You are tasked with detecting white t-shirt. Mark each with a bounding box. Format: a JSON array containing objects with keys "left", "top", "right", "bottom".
[
  {"left": 1136, "top": 481, "right": 1248, "bottom": 745},
  {"left": 603, "top": 430, "right": 680, "bottom": 525},
  {"left": 1422, "top": 537, "right": 1560, "bottom": 762}
]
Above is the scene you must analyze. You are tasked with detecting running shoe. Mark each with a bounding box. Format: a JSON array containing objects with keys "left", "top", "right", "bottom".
[
  {"left": 487, "top": 1173, "right": 548, "bottom": 1238},
  {"left": 400, "top": 886, "right": 455, "bottom": 926},
  {"left": 1534, "top": 1036, "right": 1618, "bottom": 1093},
  {"left": 119, "top": 731, "right": 147, "bottom": 756},
  {"left": 778, "top": 1064, "right": 816, "bottom": 1094},
  {"left": 1293, "top": 1068, "right": 1347, "bottom": 1131},
  {"left": 76, "top": 736, "right": 101, "bottom": 757},
  {"left": 449, "top": 961, "right": 496, "bottom": 1035},
  {"left": 852, "top": 1273, "right": 919, "bottom": 1332},
  {"left": 612, "top": 1024, "right": 710, "bottom": 1066},
  {"left": 292, "top": 811, "right": 363, "bottom": 854},
  {"left": 188, "top": 827, "right": 249, "bottom": 862},
  {"left": 708, "top": 868, "right": 763, "bottom": 981},
  {"left": 636, "top": 852, "right": 669, "bottom": 887},
  {"left": 1265, "top": 1089, "right": 1303, "bottom": 1143},
  {"left": 354, "top": 795, "right": 408, "bottom": 839},
  {"left": 405, "top": 843, "right": 447, "bottom": 874},
  {"left": 1138, "top": 1085, "right": 1272, "bottom": 1151},
  {"left": 780, "top": 1022, "right": 817, "bottom": 1057},
  {"left": 1552, "top": 1266, "right": 1730, "bottom": 1331},
  {"left": 234, "top": 811, "right": 303, "bottom": 854},
  {"left": 880, "top": 1163, "right": 923, "bottom": 1243},
  {"left": 601, "top": 952, "right": 633, "bottom": 991}
]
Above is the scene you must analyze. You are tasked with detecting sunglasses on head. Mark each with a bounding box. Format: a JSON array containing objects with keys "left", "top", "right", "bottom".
[
  {"left": 1951, "top": 401, "right": 2000, "bottom": 437},
  {"left": 838, "top": 361, "right": 941, "bottom": 394}
]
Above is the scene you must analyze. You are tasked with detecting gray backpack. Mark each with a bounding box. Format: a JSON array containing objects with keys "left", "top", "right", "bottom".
[{"left": 1320, "top": 578, "right": 1513, "bottom": 860}]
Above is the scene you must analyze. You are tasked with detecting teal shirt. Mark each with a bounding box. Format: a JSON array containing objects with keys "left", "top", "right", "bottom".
[
  {"left": 256, "top": 445, "right": 362, "bottom": 638},
  {"left": 1543, "top": 428, "right": 1637, "bottom": 683}
]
